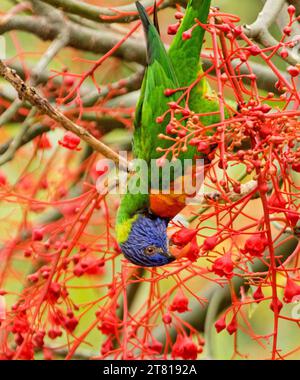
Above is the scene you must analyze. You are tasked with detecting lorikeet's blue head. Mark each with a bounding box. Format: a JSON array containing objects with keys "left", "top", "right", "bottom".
[{"left": 120, "top": 214, "right": 175, "bottom": 267}]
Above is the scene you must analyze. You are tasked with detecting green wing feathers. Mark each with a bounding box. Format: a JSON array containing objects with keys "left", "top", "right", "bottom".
[
  {"left": 134, "top": 2, "right": 179, "bottom": 162},
  {"left": 134, "top": 0, "right": 219, "bottom": 165},
  {"left": 168, "top": 0, "right": 211, "bottom": 87},
  {"left": 168, "top": 0, "right": 218, "bottom": 121}
]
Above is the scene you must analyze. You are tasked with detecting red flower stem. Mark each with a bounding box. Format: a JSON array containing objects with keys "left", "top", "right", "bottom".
[
  {"left": 256, "top": 169, "right": 280, "bottom": 360},
  {"left": 210, "top": 17, "right": 226, "bottom": 165},
  {"left": 217, "top": 23, "right": 244, "bottom": 105}
]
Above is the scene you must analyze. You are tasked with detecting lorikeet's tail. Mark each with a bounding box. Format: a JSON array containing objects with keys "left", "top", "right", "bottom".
[
  {"left": 136, "top": 1, "right": 152, "bottom": 46},
  {"left": 168, "top": 0, "right": 211, "bottom": 85},
  {"left": 168, "top": 0, "right": 212, "bottom": 112},
  {"left": 133, "top": 1, "right": 180, "bottom": 162},
  {"left": 135, "top": 1, "right": 177, "bottom": 82}
]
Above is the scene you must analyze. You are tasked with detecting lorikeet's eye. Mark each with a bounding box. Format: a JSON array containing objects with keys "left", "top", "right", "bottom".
[{"left": 144, "top": 245, "right": 157, "bottom": 255}]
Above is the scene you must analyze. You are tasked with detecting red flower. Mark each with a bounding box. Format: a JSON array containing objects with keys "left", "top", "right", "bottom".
[
  {"left": 101, "top": 337, "right": 113, "bottom": 356},
  {"left": 18, "top": 342, "right": 34, "bottom": 360},
  {"left": 268, "top": 192, "right": 287, "bottom": 211},
  {"left": 147, "top": 338, "right": 163, "bottom": 354},
  {"left": 58, "top": 132, "right": 81, "bottom": 150},
  {"left": 27, "top": 273, "right": 39, "bottom": 283},
  {"left": 63, "top": 315, "right": 78, "bottom": 332},
  {"left": 259, "top": 125, "right": 272, "bottom": 139},
  {"left": 287, "top": 4, "right": 296, "bottom": 16},
  {"left": 226, "top": 316, "right": 237, "bottom": 335},
  {"left": 215, "top": 315, "right": 226, "bottom": 333},
  {"left": 80, "top": 257, "right": 105, "bottom": 276},
  {"left": 286, "top": 210, "right": 299, "bottom": 227},
  {"left": 203, "top": 236, "right": 218, "bottom": 251},
  {"left": 212, "top": 253, "right": 234, "bottom": 279},
  {"left": 164, "top": 88, "right": 177, "bottom": 97},
  {"left": 12, "top": 312, "right": 29, "bottom": 334},
  {"left": 287, "top": 65, "right": 300, "bottom": 77},
  {"left": 47, "top": 282, "right": 61, "bottom": 303},
  {"left": 171, "top": 334, "right": 198, "bottom": 360},
  {"left": 33, "top": 331, "right": 45, "bottom": 348},
  {"left": 170, "top": 229, "right": 200, "bottom": 261},
  {"left": 283, "top": 278, "right": 300, "bottom": 303},
  {"left": 186, "top": 237, "right": 200, "bottom": 262},
  {"left": 170, "top": 291, "right": 189, "bottom": 313},
  {"left": 197, "top": 141, "right": 210, "bottom": 153},
  {"left": 43, "top": 348, "right": 53, "bottom": 360},
  {"left": 48, "top": 328, "right": 62, "bottom": 340},
  {"left": 167, "top": 22, "right": 180, "bottom": 35},
  {"left": 98, "top": 314, "right": 118, "bottom": 335},
  {"left": 292, "top": 162, "right": 300, "bottom": 173},
  {"left": 248, "top": 45, "right": 261, "bottom": 56},
  {"left": 0, "top": 171, "right": 7, "bottom": 186},
  {"left": 73, "top": 263, "right": 84, "bottom": 277},
  {"left": 64, "top": 77, "right": 75, "bottom": 87},
  {"left": 175, "top": 12, "right": 184, "bottom": 20},
  {"left": 32, "top": 228, "right": 44, "bottom": 241},
  {"left": 166, "top": 122, "right": 176, "bottom": 134},
  {"left": 253, "top": 286, "right": 264, "bottom": 303},
  {"left": 36, "top": 133, "right": 52, "bottom": 150},
  {"left": 171, "top": 227, "right": 197, "bottom": 246},
  {"left": 243, "top": 233, "right": 268, "bottom": 257},
  {"left": 280, "top": 47, "right": 288, "bottom": 59},
  {"left": 182, "top": 28, "right": 193, "bottom": 41},
  {"left": 0, "top": 295, "right": 6, "bottom": 321},
  {"left": 162, "top": 313, "right": 172, "bottom": 324},
  {"left": 170, "top": 236, "right": 200, "bottom": 261}
]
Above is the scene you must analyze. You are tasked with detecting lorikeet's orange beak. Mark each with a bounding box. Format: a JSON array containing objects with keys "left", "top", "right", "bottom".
[
  {"left": 168, "top": 225, "right": 185, "bottom": 259},
  {"left": 169, "top": 242, "right": 193, "bottom": 259}
]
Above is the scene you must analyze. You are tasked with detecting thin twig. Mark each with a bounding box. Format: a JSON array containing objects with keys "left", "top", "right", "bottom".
[
  {"left": 0, "top": 98, "right": 23, "bottom": 127},
  {"left": 0, "top": 124, "right": 50, "bottom": 156},
  {"left": 0, "top": 108, "right": 36, "bottom": 166}
]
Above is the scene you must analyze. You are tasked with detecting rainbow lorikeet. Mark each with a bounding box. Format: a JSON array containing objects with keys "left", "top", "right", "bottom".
[{"left": 116, "top": 0, "right": 220, "bottom": 266}]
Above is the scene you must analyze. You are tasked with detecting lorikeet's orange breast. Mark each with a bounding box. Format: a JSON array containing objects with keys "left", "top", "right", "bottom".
[
  {"left": 149, "top": 169, "right": 198, "bottom": 218},
  {"left": 149, "top": 193, "right": 187, "bottom": 218},
  {"left": 149, "top": 163, "right": 208, "bottom": 219}
]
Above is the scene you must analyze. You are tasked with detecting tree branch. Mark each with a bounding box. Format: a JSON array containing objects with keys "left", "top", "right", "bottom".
[
  {"left": 0, "top": 59, "right": 129, "bottom": 170},
  {"left": 38, "top": 0, "right": 183, "bottom": 24},
  {"left": 0, "top": 15, "right": 147, "bottom": 65},
  {"left": 246, "top": 0, "right": 285, "bottom": 33},
  {"left": 0, "top": 124, "right": 50, "bottom": 156},
  {"left": 243, "top": 0, "right": 299, "bottom": 64},
  {"left": 0, "top": 13, "right": 286, "bottom": 94}
]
